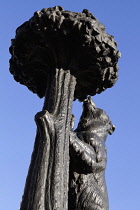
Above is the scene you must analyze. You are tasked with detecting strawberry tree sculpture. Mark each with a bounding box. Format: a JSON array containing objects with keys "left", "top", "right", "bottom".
[{"left": 9, "top": 6, "right": 120, "bottom": 210}]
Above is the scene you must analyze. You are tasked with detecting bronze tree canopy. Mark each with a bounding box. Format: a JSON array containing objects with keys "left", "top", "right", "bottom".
[{"left": 9, "top": 6, "right": 120, "bottom": 101}]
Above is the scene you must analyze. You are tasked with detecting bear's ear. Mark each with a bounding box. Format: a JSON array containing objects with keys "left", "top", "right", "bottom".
[{"left": 108, "top": 125, "right": 115, "bottom": 135}]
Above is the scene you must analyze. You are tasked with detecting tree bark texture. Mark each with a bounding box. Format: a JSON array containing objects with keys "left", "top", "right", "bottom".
[{"left": 20, "top": 69, "right": 76, "bottom": 210}]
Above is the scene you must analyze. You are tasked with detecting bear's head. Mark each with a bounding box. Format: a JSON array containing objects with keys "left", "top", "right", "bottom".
[{"left": 75, "top": 96, "right": 115, "bottom": 139}]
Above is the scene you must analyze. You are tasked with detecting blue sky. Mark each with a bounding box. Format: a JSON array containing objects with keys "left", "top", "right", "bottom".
[{"left": 1, "top": 0, "right": 140, "bottom": 209}]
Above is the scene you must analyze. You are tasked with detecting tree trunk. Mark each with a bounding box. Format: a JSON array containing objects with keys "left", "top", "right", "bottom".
[{"left": 20, "top": 69, "right": 76, "bottom": 210}]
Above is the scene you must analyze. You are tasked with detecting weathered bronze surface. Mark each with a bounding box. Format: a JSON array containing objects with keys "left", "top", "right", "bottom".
[
  {"left": 69, "top": 96, "right": 115, "bottom": 209},
  {"left": 9, "top": 6, "right": 120, "bottom": 210}
]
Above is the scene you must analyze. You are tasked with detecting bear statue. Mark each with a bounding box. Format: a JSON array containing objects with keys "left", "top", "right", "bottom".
[{"left": 69, "top": 96, "right": 115, "bottom": 210}]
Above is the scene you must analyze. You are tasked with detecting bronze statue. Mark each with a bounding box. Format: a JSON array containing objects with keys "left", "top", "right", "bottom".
[
  {"left": 9, "top": 6, "right": 120, "bottom": 210},
  {"left": 69, "top": 97, "right": 115, "bottom": 209}
]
